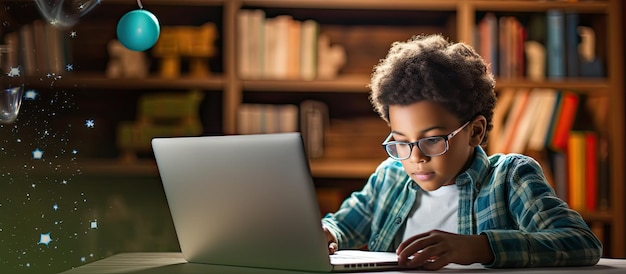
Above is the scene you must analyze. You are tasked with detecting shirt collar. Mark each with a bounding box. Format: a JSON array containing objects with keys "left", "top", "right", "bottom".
[{"left": 455, "top": 146, "right": 490, "bottom": 189}]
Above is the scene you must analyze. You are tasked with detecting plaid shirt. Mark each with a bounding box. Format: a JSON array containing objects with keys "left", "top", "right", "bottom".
[{"left": 321, "top": 146, "right": 602, "bottom": 267}]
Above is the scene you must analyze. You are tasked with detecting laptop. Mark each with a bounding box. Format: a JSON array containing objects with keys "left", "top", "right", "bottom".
[{"left": 152, "top": 132, "right": 401, "bottom": 272}]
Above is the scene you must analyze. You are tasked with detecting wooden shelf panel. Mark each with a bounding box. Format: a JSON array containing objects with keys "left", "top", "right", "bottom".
[
  {"left": 495, "top": 79, "right": 610, "bottom": 93},
  {"left": 101, "top": 0, "right": 225, "bottom": 6},
  {"left": 242, "top": 75, "right": 370, "bottom": 93},
  {"left": 77, "top": 157, "right": 383, "bottom": 179},
  {"left": 26, "top": 74, "right": 225, "bottom": 91},
  {"left": 309, "top": 158, "right": 383, "bottom": 178},
  {"left": 471, "top": 0, "right": 609, "bottom": 13},
  {"left": 241, "top": 76, "right": 610, "bottom": 93},
  {"left": 241, "top": 0, "right": 458, "bottom": 10}
]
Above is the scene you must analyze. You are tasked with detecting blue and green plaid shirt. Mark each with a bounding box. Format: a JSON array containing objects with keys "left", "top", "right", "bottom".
[{"left": 321, "top": 146, "right": 602, "bottom": 267}]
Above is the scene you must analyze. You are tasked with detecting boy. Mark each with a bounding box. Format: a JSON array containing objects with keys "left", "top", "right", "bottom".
[{"left": 321, "top": 34, "right": 602, "bottom": 270}]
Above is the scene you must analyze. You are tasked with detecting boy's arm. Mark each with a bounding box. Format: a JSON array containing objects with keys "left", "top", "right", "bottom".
[
  {"left": 481, "top": 157, "right": 602, "bottom": 268},
  {"left": 321, "top": 175, "right": 377, "bottom": 250}
]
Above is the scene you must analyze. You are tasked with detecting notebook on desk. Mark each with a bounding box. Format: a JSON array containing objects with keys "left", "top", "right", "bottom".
[{"left": 151, "top": 132, "right": 400, "bottom": 272}]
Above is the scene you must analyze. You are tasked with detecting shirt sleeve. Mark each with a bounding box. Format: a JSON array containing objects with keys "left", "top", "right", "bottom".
[
  {"left": 481, "top": 156, "right": 603, "bottom": 268},
  {"left": 321, "top": 174, "right": 378, "bottom": 250}
]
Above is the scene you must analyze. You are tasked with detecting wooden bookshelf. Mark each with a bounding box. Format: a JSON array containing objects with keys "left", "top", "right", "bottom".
[{"left": 1, "top": 0, "right": 623, "bottom": 258}]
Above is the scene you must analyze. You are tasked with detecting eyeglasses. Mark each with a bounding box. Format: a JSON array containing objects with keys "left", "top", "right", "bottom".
[{"left": 382, "top": 121, "right": 470, "bottom": 160}]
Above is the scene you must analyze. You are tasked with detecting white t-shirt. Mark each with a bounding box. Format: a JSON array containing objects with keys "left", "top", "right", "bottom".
[{"left": 401, "top": 184, "right": 459, "bottom": 242}]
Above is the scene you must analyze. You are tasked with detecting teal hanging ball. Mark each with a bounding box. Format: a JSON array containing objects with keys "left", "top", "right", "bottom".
[{"left": 116, "top": 9, "right": 160, "bottom": 51}]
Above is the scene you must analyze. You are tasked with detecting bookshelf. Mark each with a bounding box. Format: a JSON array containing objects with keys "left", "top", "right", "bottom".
[{"left": 1, "top": 0, "right": 623, "bottom": 258}]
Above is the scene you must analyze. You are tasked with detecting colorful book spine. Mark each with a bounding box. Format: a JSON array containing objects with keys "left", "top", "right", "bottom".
[
  {"left": 546, "top": 9, "right": 565, "bottom": 79},
  {"left": 584, "top": 132, "right": 598, "bottom": 212}
]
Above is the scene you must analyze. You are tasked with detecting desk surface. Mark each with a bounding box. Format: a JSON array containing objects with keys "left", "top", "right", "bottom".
[{"left": 58, "top": 252, "right": 626, "bottom": 274}]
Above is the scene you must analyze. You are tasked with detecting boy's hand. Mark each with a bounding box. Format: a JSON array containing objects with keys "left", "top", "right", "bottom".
[
  {"left": 396, "top": 230, "right": 494, "bottom": 270},
  {"left": 323, "top": 226, "right": 338, "bottom": 254}
]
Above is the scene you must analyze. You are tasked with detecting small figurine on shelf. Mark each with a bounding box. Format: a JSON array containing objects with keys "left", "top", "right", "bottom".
[
  {"left": 152, "top": 22, "right": 218, "bottom": 78},
  {"left": 316, "top": 33, "right": 346, "bottom": 80},
  {"left": 106, "top": 39, "right": 150, "bottom": 78},
  {"left": 117, "top": 90, "right": 204, "bottom": 162}
]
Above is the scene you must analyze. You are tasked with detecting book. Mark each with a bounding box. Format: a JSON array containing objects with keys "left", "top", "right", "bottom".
[
  {"left": 496, "top": 88, "right": 531, "bottom": 153},
  {"left": 508, "top": 89, "right": 544, "bottom": 154},
  {"left": 300, "top": 19, "right": 319, "bottom": 80},
  {"left": 546, "top": 9, "right": 565, "bottom": 79},
  {"left": 248, "top": 9, "right": 266, "bottom": 79},
  {"left": 549, "top": 92, "right": 580, "bottom": 152},
  {"left": 237, "top": 104, "right": 298, "bottom": 134},
  {"left": 527, "top": 89, "right": 559, "bottom": 151},
  {"left": 565, "top": 11, "right": 579, "bottom": 77},
  {"left": 477, "top": 13, "right": 498, "bottom": 75},
  {"left": 596, "top": 136, "right": 610, "bottom": 210},
  {"left": 236, "top": 9, "right": 251, "bottom": 79},
  {"left": 286, "top": 18, "right": 302, "bottom": 80},
  {"left": 300, "top": 100, "right": 328, "bottom": 158},
  {"left": 567, "top": 131, "right": 586, "bottom": 211},
  {"left": 271, "top": 15, "right": 293, "bottom": 79},
  {"left": 551, "top": 150, "right": 568, "bottom": 201},
  {"left": 584, "top": 131, "right": 598, "bottom": 212},
  {"left": 488, "top": 88, "right": 516, "bottom": 154},
  {"left": 498, "top": 16, "right": 510, "bottom": 78}
]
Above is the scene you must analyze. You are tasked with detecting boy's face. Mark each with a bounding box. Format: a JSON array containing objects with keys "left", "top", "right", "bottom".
[{"left": 387, "top": 101, "right": 477, "bottom": 191}]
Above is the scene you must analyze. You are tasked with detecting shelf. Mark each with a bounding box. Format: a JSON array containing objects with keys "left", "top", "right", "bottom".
[
  {"left": 242, "top": 75, "right": 370, "bottom": 93},
  {"left": 26, "top": 74, "right": 609, "bottom": 93},
  {"left": 25, "top": 74, "right": 225, "bottom": 91},
  {"left": 241, "top": 0, "right": 458, "bottom": 10},
  {"left": 495, "top": 79, "right": 610, "bottom": 93},
  {"left": 471, "top": 0, "right": 609, "bottom": 13},
  {"left": 76, "top": 157, "right": 383, "bottom": 179},
  {"left": 102, "top": 0, "right": 225, "bottom": 6},
  {"left": 309, "top": 158, "right": 383, "bottom": 178}
]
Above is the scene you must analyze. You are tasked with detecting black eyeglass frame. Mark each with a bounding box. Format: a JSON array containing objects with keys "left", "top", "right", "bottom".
[{"left": 381, "top": 120, "right": 471, "bottom": 160}]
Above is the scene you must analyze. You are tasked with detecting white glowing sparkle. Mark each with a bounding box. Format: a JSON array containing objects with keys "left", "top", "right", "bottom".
[
  {"left": 24, "top": 90, "right": 38, "bottom": 100},
  {"left": 66, "top": 64, "right": 73, "bottom": 71},
  {"left": 70, "top": 31, "right": 77, "bottom": 38},
  {"left": 32, "top": 149, "right": 44, "bottom": 159},
  {"left": 38, "top": 233, "right": 52, "bottom": 246},
  {"left": 7, "top": 67, "right": 20, "bottom": 77},
  {"left": 72, "top": 149, "right": 78, "bottom": 154},
  {"left": 53, "top": 204, "right": 58, "bottom": 211},
  {"left": 90, "top": 220, "right": 97, "bottom": 229},
  {"left": 85, "top": 119, "right": 95, "bottom": 128}
]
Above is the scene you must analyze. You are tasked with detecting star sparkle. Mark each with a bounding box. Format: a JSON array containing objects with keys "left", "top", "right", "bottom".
[
  {"left": 7, "top": 66, "right": 20, "bottom": 77},
  {"left": 24, "top": 90, "right": 38, "bottom": 100},
  {"left": 38, "top": 233, "right": 52, "bottom": 246},
  {"left": 32, "top": 149, "right": 44, "bottom": 159}
]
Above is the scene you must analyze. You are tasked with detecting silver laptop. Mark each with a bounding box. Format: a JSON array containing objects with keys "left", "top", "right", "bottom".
[{"left": 152, "top": 132, "right": 400, "bottom": 272}]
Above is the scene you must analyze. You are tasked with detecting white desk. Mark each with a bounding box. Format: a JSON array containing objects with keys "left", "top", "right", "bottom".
[{"left": 58, "top": 252, "right": 626, "bottom": 274}]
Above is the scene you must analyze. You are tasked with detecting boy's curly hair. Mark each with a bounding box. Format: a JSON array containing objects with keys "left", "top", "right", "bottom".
[{"left": 369, "top": 34, "right": 496, "bottom": 145}]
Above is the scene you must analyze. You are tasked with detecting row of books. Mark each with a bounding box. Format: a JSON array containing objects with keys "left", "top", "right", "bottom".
[
  {"left": 490, "top": 88, "right": 576, "bottom": 155},
  {"left": 489, "top": 88, "right": 610, "bottom": 212},
  {"left": 555, "top": 130, "right": 609, "bottom": 212},
  {"left": 475, "top": 10, "right": 605, "bottom": 80},
  {"left": 3, "top": 19, "right": 69, "bottom": 76},
  {"left": 489, "top": 87, "right": 609, "bottom": 154},
  {"left": 236, "top": 10, "right": 344, "bottom": 80},
  {"left": 236, "top": 101, "right": 388, "bottom": 160},
  {"left": 236, "top": 101, "right": 328, "bottom": 158}
]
